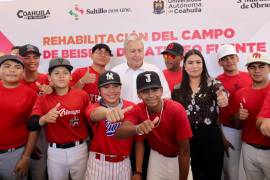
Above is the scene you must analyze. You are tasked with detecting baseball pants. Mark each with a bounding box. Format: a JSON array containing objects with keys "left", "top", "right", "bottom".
[
  {"left": 29, "top": 129, "right": 48, "bottom": 180},
  {"left": 0, "top": 146, "right": 26, "bottom": 180},
  {"left": 47, "top": 142, "right": 88, "bottom": 180},
  {"left": 242, "top": 142, "right": 270, "bottom": 180},
  {"left": 84, "top": 151, "right": 131, "bottom": 180},
  {"left": 147, "top": 149, "right": 179, "bottom": 180},
  {"left": 221, "top": 125, "right": 245, "bottom": 180}
]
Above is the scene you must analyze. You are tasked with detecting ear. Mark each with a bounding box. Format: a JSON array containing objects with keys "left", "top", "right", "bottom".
[{"left": 137, "top": 92, "right": 143, "bottom": 100}]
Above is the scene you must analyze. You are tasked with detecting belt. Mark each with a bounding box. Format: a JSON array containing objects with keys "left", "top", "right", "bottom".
[
  {"left": 248, "top": 143, "right": 270, "bottom": 150},
  {"left": 95, "top": 153, "right": 127, "bottom": 163},
  {"left": 163, "top": 154, "right": 178, "bottom": 158},
  {"left": 0, "top": 144, "right": 25, "bottom": 154},
  {"left": 49, "top": 140, "right": 84, "bottom": 149}
]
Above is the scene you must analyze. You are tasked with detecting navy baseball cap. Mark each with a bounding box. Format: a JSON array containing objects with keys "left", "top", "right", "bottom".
[
  {"left": 19, "top": 44, "right": 41, "bottom": 56},
  {"left": 98, "top": 71, "right": 121, "bottom": 88},
  {"left": 161, "top": 42, "right": 184, "bottom": 56},
  {"left": 0, "top": 54, "right": 24, "bottom": 67},
  {"left": 48, "top": 57, "right": 73, "bottom": 73},
  {"left": 136, "top": 71, "right": 162, "bottom": 92}
]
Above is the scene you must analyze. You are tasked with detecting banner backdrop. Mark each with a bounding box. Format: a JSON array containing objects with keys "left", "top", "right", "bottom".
[{"left": 0, "top": 0, "right": 270, "bottom": 76}]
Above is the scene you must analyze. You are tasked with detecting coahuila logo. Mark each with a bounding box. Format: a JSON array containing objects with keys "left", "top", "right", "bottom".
[
  {"left": 69, "top": 4, "right": 132, "bottom": 20},
  {"left": 17, "top": 9, "right": 50, "bottom": 20}
]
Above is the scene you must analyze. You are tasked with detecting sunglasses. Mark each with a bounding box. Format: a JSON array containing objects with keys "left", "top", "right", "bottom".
[{"left": 163, "top": 53, "right": 176, "bottom": 59}]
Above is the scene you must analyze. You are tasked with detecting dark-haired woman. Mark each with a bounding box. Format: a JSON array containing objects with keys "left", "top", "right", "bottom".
[{"left": 172, "top": 49, "right": 228, "bottom": 180}]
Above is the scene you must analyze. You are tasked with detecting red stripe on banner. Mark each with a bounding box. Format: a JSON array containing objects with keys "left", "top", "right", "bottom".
[{"left": 0, "top": 31, "right": 13, "bottom": 54}]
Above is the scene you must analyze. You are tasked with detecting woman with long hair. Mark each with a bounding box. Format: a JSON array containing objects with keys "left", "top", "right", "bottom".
[{"left": 172, "top": 49, "right": 228, "bottom": 180}]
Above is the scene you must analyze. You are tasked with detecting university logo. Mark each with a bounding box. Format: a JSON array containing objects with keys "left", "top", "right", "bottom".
[
  {"left": 153, "top": 0, "right": 165, "bottom": 14},
  {"left": 17, "top": 10, "right": 50, "bottom": 20},
  {"left": 69, "top": 4, "right": 85, "bottom": 20}
]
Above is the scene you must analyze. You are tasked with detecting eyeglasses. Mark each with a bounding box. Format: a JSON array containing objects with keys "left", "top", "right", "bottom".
[
  {"left": 94, "top": 51, "right": 111, "bottom": 57},
  {"left": 163, "top": 53, "right": 176, "bottom": 59}
]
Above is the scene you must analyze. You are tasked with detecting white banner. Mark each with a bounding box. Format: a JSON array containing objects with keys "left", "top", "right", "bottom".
[{"left": 0, "top": 0, "right": 270, "bottom": 76}]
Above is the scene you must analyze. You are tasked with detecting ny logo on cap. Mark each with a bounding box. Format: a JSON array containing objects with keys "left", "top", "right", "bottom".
[
  {"left": 252, "top": 52, "right": 262, "bottom": 59},
  {"left": 144, "top": 73, "right": 152, "bottom": 83},
  {"left": 106, "top": 72, "right": 114, "bottom": 80}
]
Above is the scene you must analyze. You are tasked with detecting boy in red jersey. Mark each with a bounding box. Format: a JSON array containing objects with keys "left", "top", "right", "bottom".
[
  {"left": 70, "top": 43, "right": 112, "bottom": 103},
  {"left": 230, "top": 52, "right": 270, "bottom": 180},
  {"left": 84, "top": 70, "right": 134, "bottom": 179},
  {"left": 115, "top": 71, "right": 192, "bottom": 180},
  {"left": 216, "top": 44, "right": 252, "bottom": 180},
  {"left": 27, "top": 57, "right": 90, "bottom": 180},
  {"left": 0, "top": 55, "right": 37, "bottom": 180}
]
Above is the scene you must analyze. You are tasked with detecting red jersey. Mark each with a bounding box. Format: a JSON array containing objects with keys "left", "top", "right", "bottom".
[
  {"left": 230, "top": 84, "right": 270, "bottom": 146},
  {"left": 70, "top": 66, "right": 100, "bottom": 103},
  {"left": 31, "top": 88, "right": 90, "bottom": 144},
  {"left": 85, "top": 100, "right": 135, "bottom": 156},
  {"left": 125, "top": 99, "right": 192, "bottom": 156},
  {"left": 0, "top": 82, "right": 36, "bottom": 150},
  {"left": 162, "top": 69, "right": 182, "bottom": 92},
  {"left": 21, "top": 73, "right": 49, "bottom": 95},
  {"left": 217, "top": 71, "right": 252, "bottom": 127}
]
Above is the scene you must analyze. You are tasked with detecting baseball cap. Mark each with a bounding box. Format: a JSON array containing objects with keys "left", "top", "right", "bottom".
[
  {"left": 48, "top": 57, "right": 73, "bottom": 72},
  {"left": 19, "top": 44, "right": 41, "bottom": 56},
  {"left": 92, "top": 43, "right": 113, "bottom": 56},
  {"left": 0, "top": 54, "right": 24, "bottom": 67},
  {"left": 98, "top": 70, "right": 121, "bottom": 88},
  {"left": 136, "top": 71, "right": 162, "bottom": 92},
  {"left": 161, "top": 42, "right": 184, "bottom": 56},
  {"left": 217, "top": 44, "right": 237, "bottom": 60},
  {"left": 246, "top": 52, "right": 270, "bottom": 66}
]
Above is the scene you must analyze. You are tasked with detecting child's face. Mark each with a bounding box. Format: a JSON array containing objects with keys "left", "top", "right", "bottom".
[
  {"left": 49, "top": 66, "right": 71, "bottom": 89},
  {"left": 0, "top": 60, "right": 23, "bottom": 84},
  {"left": 99, "top": 84, "right": 121, "bottom": 106}
]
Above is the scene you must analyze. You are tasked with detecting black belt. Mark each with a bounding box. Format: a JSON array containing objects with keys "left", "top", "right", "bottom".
[
  {"left": 0, "top": 144, "right": 25, "bottom": 154},
  {"left": 248, "top": 143, "right": 270, "bottom": 150},
  {"left": 49, "top": 140, "right": 84, "bottom": 149}
]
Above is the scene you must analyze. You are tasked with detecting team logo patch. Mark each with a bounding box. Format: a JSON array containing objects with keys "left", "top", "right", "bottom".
[{"left": 104, "top": 120, "right": 121, "bottom": 136}]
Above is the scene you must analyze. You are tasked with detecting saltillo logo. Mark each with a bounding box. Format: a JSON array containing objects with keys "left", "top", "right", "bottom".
[{"left": 17, "top": 9, "right": 50, "bottom": 20}]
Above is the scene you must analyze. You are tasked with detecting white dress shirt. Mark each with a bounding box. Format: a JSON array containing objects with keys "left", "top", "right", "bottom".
[{"left": 111, "top": 62, "right": 171, "bottom": 103}]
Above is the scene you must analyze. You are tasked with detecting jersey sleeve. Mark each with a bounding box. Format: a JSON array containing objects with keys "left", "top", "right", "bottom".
[
  {"left": 258, "top": 91, "right": 270, "bottom": 118},
  {"left": 84, "top": 103, "right": 99, "bottom": 124},
  {"left": 31, "top": 96, "right": 46, "bottom": 116}
]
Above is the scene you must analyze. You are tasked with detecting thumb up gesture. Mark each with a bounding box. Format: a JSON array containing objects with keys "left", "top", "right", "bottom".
[
  {"left": 238, "top": 103, "right": 249, "bottom": 120},
  {"left": 40, "top": 103, "right": 61, "bottom": 126},
  {"left": 216, "top": 88, "right": 228, "bottom": 108},
  {"left": 80, "top": 67, "right": 96, "bottom": 85}
]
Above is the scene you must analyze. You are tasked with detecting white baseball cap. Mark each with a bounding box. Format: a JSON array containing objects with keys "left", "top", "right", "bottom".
[
  {"left": 217, "top": 44, "right": 237, "bottom": 60},
  {"left": 246, "top": 52, "right": 270, "bottom": 66}
]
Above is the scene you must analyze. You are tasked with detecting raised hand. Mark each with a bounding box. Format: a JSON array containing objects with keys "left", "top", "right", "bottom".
[
  {"left": 216, "top": 88, "right": 228, "bottom": 107},
  {"left": 238, "top": 103, "right": 249, "bottom": 120},
  {"left": 136, "top": 117, "right": 159, "bottom": 135},
  {"left": 40, "top": 103, "right": 61, "bottom": 125},
  {"left": 80, "top": 67, "right": 96, "bottom": 85},
  {"left": 106, "top": 106, "right": 133, "bottom": 122},
  {"left": 35, "top": 82, "right": 53, "bottom": 95}
]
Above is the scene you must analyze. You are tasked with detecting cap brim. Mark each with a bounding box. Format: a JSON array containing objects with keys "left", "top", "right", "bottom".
[
  {"left": 161, "top": 50, "right": 180, "bottom": 56},
  {"left": 0, "top": 57, "right": 24, "bottom": 67},
  {"left": 246, "top": 61, "right": 270, "bottom": 66},
  {"left": 137, "top": 85, "right": 162, "bottom": 92},
  {"left": 98, "top": 82, "right": 121, "bottom": 88},
  {"left": 21, "top": 51, "right": 41, "bottom": 56},
  {"left": 48, "top": 65, "right": 73, "bottom": 72}
]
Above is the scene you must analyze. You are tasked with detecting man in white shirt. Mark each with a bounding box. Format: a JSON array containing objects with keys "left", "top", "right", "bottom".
[{"left": 112, "top": 35, "right": 170, "bottom": 103}]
